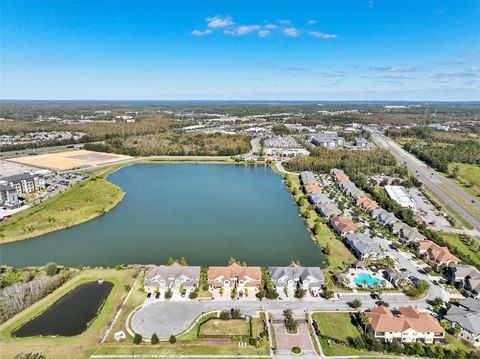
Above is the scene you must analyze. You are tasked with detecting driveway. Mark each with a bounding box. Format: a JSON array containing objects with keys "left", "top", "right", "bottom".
[{"left": 272, "top": 321, "right": 316, "bottom": 355}]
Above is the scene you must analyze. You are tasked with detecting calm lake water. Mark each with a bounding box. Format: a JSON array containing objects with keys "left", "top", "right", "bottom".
[
  {"left": 0, "top": 164, "right": 324, "bottom": 267},
  {"left": 13, "top": 281, "right": 113, "bottom": 337}
]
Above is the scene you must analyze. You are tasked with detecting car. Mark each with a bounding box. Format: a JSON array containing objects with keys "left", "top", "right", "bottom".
[
  {"left": 432, "top": 280, "right": 438, "bottom": 286},
  {"left": 147, "top": 292, "right": 152, "bottom": 298},
  {"left": 399, "top": 268, "right": 408, "bottom": 273},
  {"left": 155, "top": 292, "right": 160, "bottom": 299}
]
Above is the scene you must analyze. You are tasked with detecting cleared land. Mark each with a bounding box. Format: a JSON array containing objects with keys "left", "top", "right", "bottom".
[
  {"left": 0, "top": 176, "right": 124, "bottom": 243},
  {"left": 10, "top": 149, "right": 132, "bottom": 170},
  {"left": 199, "top": 319, "right": 250, "bottom": 336},
  {"left": 0, "top": 268, "right": 138, "bottom": 359},
  {"left": 436, "top": 232, "right": 480, "bottom": 267},
  {"left": 0, "top": 160, "right": 41, "bottom": 177},
  {"left": 312, "top": 312, "right": 360, "bottom": 341}
]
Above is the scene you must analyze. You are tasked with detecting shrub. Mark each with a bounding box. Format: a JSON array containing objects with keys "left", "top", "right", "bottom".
[
  {"left": 189, "top": 288, "right": 199, "bottom": 299},
  {"left": 169, "top": 335, "right": 176, "bottom": 344},
  {"left": 291, "top": 346, "right": 302, "bottom": 354},
  {"left": 164, "top": 288, "right": 173, "bottom": 299},
  {"left": 151, "top": 333, "right": 159, "bottom": 345},
  {"left": 45, "top": 263, "right": 58, "bottom": 276},
  {"left": 231, "top": 308, "right": 242, "bottom": 319},
  {"left": 14, "top": 354, "right": 46, "bottom": 359},
  {"left": 219, "top": 310, "right": 231, "bottom": 320},
  {"left": 133, "top": 333, "right": 142, "bottom": 344}
]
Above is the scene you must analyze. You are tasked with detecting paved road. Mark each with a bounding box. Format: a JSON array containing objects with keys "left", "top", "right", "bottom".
[
  {"left": 131, "top": 291, "right": 425, "bottom": 339},
  {"left": 372, "top": 133, "right": 480, "bottom": 231}
]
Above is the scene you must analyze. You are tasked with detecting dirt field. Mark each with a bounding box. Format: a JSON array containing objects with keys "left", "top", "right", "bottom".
[{"left": 9, "top": 150, "right": 132, "bottom": 170}]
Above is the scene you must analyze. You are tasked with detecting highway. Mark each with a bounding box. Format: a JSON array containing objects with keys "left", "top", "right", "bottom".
[{"left": 372, "top": 133, "right": 480, "bottom": 232}]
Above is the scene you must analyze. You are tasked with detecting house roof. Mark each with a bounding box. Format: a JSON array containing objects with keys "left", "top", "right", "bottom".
[
  {"left": 318, "top": 203, "right": 341, "bottom": 217},
  {"left": 2, "top": 173, "right": 38, "bottom": 182},
  {"left": 304, "top": 183, "right": 322, "bottom": 194},
  {"left": 330, "top": 216, "right": 358, "bottom": 233},
  {"left": 269, "top": 264, "right": 324, "bottom": 285},
  {"left": 452, "top": 264, "right": 480, "bottom": 280},
  {"left": 417, "top": 240, "right": 460, "bottom": 264},
  {"left": 445, "top": 299, "right": 480, "bottom": 334},
  {"left": 0, "top": 184, "right": 16, "bottom": 192},
  {"left": 144, "top": 263, "right": 201, "bottom": 285},
  {"left": 309, "top": 193, "right": 330, "bottom": 205},
  {"left": 208, "top": 263, "right": 261, "bottom": 281},
  {"left": 345, "top": 233, "right": 382, "bottom": 256},
  {"left": 366, "top": 306, "right": 444, "bottom": 334},
  {"left": 357, "top": 196, "right": 378, "bottom": 209}
]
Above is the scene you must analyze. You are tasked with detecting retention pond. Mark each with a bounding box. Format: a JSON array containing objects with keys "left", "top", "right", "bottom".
[
  {"left": 1, "top": 164, "right": 324, "bottom": 267},
  {"left": 13, "top": 280, "right": 113, "bottom": 337}
]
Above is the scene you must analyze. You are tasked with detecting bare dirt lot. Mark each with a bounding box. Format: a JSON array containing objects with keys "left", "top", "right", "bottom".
[
  {"left": 9, "top": 150, "right": 132, "bottom": 170},
  {"left": 0, "top": 160, "right": 45, "bottom": 177}
]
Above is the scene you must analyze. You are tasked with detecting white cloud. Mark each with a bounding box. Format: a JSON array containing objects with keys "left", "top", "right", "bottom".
[
  {"left": 278, "top": 19, "right": 291, "bottom": 25},
  {"left": 191, "top": 29, "right": 212, "bottom": 36},
  {"left": 258, "top": 30, "right": 270, "bottom": 38},
  {"left": 234, "top": 25, "right": 261, "bottom": 35},
  {"left": 206, "top": 16, "right": 233, "bottom": 28},
  {"left": 264, "top": 24, "right": 277, "bottom": 29},
  {"left": 284, "top": 27, "right": 299, "bottom": 37},
  {"left": 372, "top": 66, "right": 419, "bottom": 73},
  {"left": 307, "top": 19, "right": 316, "bottom": 24},
  {"left": 309, "top": 31, "right": 337, "bottom": 39}
]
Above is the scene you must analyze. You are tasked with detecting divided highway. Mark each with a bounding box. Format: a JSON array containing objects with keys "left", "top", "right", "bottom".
[{"left": 372, "top": 133, "right": 480, "bottom": 232}]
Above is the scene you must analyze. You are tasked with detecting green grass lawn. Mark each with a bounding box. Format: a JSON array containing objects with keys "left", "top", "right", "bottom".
[
  {"left": 312, "top": 312, "right": 361, "bottom": 341},
  {"left": 436, "top": 232, "right": 480, "bottom": 267},
  {"left": 0, "top": 176, "right": 124, "bottom": 243},
  {"left": 447, "top": 163, "right": 480, "bottom": 199},
  {"left": 319, "top": 338, "right": 367, "bottom": 356}
]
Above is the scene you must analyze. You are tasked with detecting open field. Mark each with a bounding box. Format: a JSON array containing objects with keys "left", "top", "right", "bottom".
[
  {"left": 10, "top": 149, "right": 132, "bottom": 170},
  {"left": 312, "top": 312, "right": 360, "bottom": 341},
  {"left": 436, "top": 232, "right": 480, "bottom": 267},
  {"left": 199, "top": 319, "right": 250, "bottom": 336},
  {"left": 0, "top": 268, "right": 138, "bottom": 359},
  {"left": 447, "top": 163, "right": 480, "bottom": 199},
  {"left": 0, "top": 175, "right": 124, "bottom": 243}
]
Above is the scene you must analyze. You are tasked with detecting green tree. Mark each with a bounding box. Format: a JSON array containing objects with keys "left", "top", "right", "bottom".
[
  {"left": 351, "top": 299, "right": 362, "bottom": 309},
  {"left": 164, "top": 288, "right": 173, "bottom": 299},
  {"left": 166, "top": 257, "right": 175, "bottom": 265},
  {"left": 169, "top": 335, "right": 176, "bottom": 344},
  {"left": 151, "top": 333, "right": 159, "bottom": 345},
  {"left": 45, "top": 263, "right": 58, "bottom": 276},
  {"left": 179, "top": 257, "right": 188, "bottom": 266},
  {"left": 133, "top": 333, "right": 143, "bottom": 344}
]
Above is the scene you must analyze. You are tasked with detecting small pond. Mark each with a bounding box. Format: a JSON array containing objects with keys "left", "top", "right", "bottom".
[{"left": 13, "top": 280, "right": 113, "bottom": 337}]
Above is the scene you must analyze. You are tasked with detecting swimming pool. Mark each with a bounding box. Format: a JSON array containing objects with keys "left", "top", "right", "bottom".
[{"left": 354, "top": 273, "right": 381, "bottom": 287}]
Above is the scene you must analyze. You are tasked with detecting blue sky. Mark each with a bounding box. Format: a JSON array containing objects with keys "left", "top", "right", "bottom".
[{"left": 1, "top": 0, "right": 479, "bottom": 100}]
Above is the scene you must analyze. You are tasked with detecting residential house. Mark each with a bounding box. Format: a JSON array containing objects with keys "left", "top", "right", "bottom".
[
  {"left": 415, "top": 240, "right": 460, "bottom": 267},
  {"left": 356, "top": 196, "right": 378, "bottom": 211},
  {"left": 444, "top": 298, "right": 480, "bottom": 347},
  {"left": 344, "top": 233, "right": 385, "bottom": 260},
  {"left": 300, "top": 171, "right": 316, "bottom": 185},
  {"left": 0, "top": 184, "right": 19, "bottom": 207},
  {"left": 339, "top": 180, "right": 355, "bottom": 192},
  {"left": 308, "top": 193, "right": 330, "bottom": 206},
  {"left": 384, "top": 268, "right": 409, "bottom": 288},
  {"left": 329, "top": 216, "right": 358, "bottom": 236},
  {"left": 207, "top": 263, "right": 261, "bottom": 291},
  {"left": 399, "top": 226, "right": 426, "bottom": 243},
  {"left": 365, "top": 306, "right": 445, "bottom": 344},
  {"left": 370, "top": 208, "right": 398, "bottom": 226},
  {"left": 447, "top": 265, "right": 480, "bottom": 298},
  {"left": 303, "top": 183, "right": 322, "bottom": 194},
  {"left": 144, "top": 263, "right": 201, "bottom": 293},
  {"left": 345, "top": 186, "right": 364, "bottom": 200},
  {"left": 269, "top": 263, "right": 324, "bottom": 295},
  {"left": 330, "top": 168, "right": 349, "bottom": 182},
  {"left": 1, "top": 173, "right": 45, "bottom": 194},
  {"left": 389, "top": 221, "right": 411, "bottom": 235},
  {"left": 317, "top": 202, "right": 342, "bottom": 218}
]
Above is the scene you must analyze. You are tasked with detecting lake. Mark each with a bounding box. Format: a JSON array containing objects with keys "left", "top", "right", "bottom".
[
  {"left": 0, "top": 164, "right": 324, "bottom": 267},
  {"left": 13, "top": 281, "right": 113, "bottom": 337}
]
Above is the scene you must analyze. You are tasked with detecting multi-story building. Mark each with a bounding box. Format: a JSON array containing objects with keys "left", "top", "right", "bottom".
[
  {"left": 207, "top": 263, "right": 261, "bottom": 291},
  {"left": 1, "top": 173, "right": 45, "bottom": 194},
  {"left": 366, "top": 306, "right": 444, "bottom": 344}
]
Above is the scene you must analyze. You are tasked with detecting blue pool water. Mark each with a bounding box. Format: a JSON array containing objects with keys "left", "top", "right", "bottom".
[{"left": 354, "top": 273, "right": 381, "bottom": 287}]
